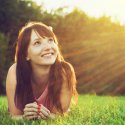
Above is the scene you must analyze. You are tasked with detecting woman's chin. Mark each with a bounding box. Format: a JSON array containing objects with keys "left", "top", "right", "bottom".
[{"left": 40, "top": 61, "right": 56, "bottom": 66}]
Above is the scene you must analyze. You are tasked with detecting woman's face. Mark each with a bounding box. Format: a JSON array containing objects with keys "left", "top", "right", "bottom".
[{"left": 27, "top": 29, "right": 58, "bottom": 66}]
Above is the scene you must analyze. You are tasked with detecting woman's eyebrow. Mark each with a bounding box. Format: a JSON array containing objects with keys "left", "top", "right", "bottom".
[
  {"left": 49, "top": 36, "right": 53, "bottom": 38},
  {"left": 48, "top": 37, "right": 54, "bottom": 39},
  {"left": 41, "top": 35, "right": 51, "bottom": 39},
  {"left": 33, "top": 38, "right": 42, "bottom": 41}
]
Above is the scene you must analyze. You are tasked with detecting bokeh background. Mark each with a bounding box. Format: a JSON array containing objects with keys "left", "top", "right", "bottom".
[{"left": 1, "top": 0, "right": 125, "bottom": 95}]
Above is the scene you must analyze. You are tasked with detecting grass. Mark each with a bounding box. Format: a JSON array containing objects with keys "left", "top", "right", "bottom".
[{"left": 1, "top": 95, "right": 125, "bottom": 125}]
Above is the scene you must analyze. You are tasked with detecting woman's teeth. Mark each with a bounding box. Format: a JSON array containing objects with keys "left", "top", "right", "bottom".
[{"left": 42, "top": 53, "right": 53, "bottom": 57}]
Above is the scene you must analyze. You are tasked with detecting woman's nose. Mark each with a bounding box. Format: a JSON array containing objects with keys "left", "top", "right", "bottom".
[{"left": 42, "top": 41, "right": 52, "bottom": 50}]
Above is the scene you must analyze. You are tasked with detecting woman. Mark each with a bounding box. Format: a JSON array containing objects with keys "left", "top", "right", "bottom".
[{"left": 6, "top": 21, "right": 78, "bottom": 120}]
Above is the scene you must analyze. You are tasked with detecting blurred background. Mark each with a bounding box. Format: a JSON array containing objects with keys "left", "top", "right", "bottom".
[{"left": 0, "top": 0, "right": 125, "bottom": 95}]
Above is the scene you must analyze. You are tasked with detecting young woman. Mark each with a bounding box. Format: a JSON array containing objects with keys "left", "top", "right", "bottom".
[{"left": 6, "top": 22, "right": 78, "bottom": 120}]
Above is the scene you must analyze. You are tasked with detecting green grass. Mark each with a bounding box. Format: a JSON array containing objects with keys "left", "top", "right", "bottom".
[{"left": 1, "top": 95, "right": 125, "bottom": 125}]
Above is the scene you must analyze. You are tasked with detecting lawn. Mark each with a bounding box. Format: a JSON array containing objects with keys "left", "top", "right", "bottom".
[{"left": 0, "top": 95, "right": 125, "bottom": 125}]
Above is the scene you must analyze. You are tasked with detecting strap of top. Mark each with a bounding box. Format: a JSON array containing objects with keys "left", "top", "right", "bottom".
[{"left": 35, "top": 85, "right": 48, "bottom": 105}]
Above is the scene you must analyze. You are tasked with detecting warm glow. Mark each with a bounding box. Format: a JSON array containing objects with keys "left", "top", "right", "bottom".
[{"left": 32, "top": 0, "right": 125, "bottom": 25}]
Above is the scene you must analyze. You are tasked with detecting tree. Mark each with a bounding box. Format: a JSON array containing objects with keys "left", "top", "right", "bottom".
[
  {"left": 0, "top": 0, "right": 43, "bottom": 94},
  {"left": 0, "top": 32, "right": 8, "bottom": 94}
]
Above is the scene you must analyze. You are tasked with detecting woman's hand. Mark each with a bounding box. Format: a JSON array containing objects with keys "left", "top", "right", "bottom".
[
  {"left": 23, "top": 102, "right": 51, "bottom": 120},
  {"left": 23, "top": 102, "right": 38, "bottom": 120},
  {"left": 37, "top": 104, "right": 51, "bottom": 119}
]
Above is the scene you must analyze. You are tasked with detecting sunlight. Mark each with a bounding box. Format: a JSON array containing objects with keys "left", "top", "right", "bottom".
[{"left": 33, "top": 0, "right": 125, "bottom": 25}]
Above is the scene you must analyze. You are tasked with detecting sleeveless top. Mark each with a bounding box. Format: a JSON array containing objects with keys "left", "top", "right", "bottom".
[{"left": 34, "top": 85, "right": 51, "bottom": 110}]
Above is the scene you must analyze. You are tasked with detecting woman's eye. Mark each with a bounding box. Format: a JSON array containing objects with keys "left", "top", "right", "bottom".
[
  {"left": 34, "top": 41, "right": 41, "bottom": 45},
  {"left": 48, "top": 38, "right": 54, "bottom": 43}
]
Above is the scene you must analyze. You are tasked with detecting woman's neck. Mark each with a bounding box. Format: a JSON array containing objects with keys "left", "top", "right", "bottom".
[{"left": 31, "top": 63, "right": 51, "bottom": 86}]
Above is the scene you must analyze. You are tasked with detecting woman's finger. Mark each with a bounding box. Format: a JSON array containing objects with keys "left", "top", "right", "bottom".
[
  {"left": 24, "top": 115, "right": 38, "bottom": 120},
  {"left": 24, "top": 107, "right": 38, "bottom": 113},
  {"left": 40, "top": 104, "right": 50, "bottom": 115},
  {"left": 25, "top": 102, "right": 37, "bottom": 109},
  {"left": 24, "top": 111, "right": 37, "bottom": 117},
  {"left": 39, "top": 112, "right": 47, "bottom": 120},
  {"left": 38, "top": 104, "right": 51, "bottom": 117}
]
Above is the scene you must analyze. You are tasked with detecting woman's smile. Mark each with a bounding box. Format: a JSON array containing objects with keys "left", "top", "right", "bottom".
[
  {"left": 41, "top": 51, "right": 54, "bottom": 57},
  {"left": 41, "top": 53, "right": 54, "bottom": 59}
]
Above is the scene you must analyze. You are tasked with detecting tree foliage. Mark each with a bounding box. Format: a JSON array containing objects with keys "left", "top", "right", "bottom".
[{"left": 0, "top": 32, "right": 8, "bottom": 94}]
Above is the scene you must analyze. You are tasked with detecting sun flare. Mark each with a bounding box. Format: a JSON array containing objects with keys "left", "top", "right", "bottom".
[{"left": 33, "top": 0, "right": 125, "bottom": 25}]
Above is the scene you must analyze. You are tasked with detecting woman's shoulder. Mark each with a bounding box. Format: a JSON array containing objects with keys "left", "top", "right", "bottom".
[
  {"left": 6, "top": 63, "right": 17, "bottom": 86},
  {"left": 9, "top": 63, "right": 16, "bottom": 70},
  {"left": 8, "top": 63, "right": 17, "bottom": 77}
]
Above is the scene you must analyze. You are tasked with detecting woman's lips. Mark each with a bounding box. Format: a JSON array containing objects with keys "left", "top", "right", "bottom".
[
  {"left": 43, "top": 53, "right": 52, "bottom": 57},
  {"left": 41, "top": 52, "right": 54, "bottom": 57}
]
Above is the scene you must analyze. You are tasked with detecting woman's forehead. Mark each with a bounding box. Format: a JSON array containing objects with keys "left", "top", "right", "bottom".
[
  {"left": 30, "top": 29, "right": 41, "bottom": 41},
  {"left": 30, "top": 29, "right": 53, "bottom": 42}
]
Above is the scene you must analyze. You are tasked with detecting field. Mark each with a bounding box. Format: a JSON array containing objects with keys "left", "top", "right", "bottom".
[{"left": 1, "top": 95, "right": 125, "bottom": 125}]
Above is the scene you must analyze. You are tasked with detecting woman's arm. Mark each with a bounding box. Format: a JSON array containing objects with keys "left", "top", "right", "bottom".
[
  {"left": 60, "top": 63, "right": 77, "bottom": 112},
  {"left": 6, "top": 63, "right": 23, "bottom": 117},
  {"left": 60, "top": 81, "right": 72, "bottom": 112}
]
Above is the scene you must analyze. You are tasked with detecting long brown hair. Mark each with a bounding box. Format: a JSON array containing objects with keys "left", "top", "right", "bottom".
[{"left": 15, "top": 21, "right": 77, "bottom": 114}]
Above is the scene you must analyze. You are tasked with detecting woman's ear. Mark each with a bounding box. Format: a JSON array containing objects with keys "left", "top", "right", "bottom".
[
  {"left": 26, "top": 56, "right": 30, "bottom": 61},
  {"left": 26, "top": 52, "right": 30, "bottom": 61}
]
